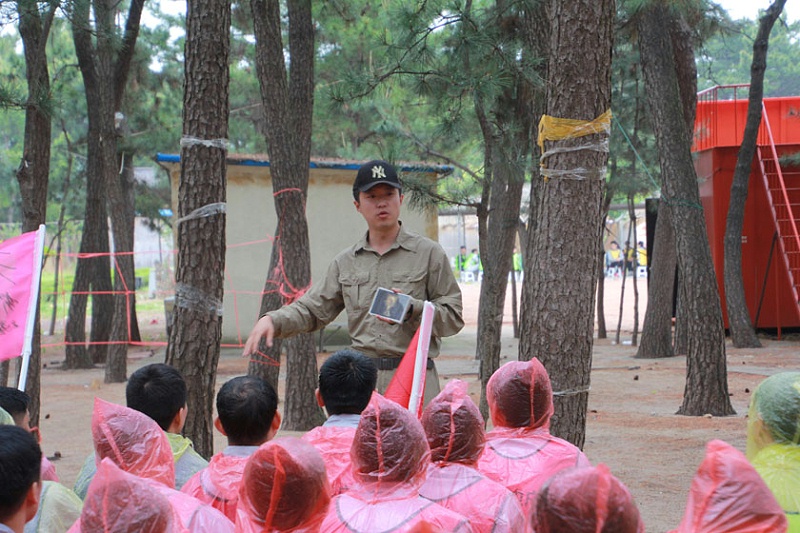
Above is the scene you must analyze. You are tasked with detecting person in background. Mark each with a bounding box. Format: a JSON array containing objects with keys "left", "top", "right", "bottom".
[
  {"left": 466, "top": 248, "right": 482, "bottom": 282},
  {"left": 605, "top": 241, "right": 623, "bottom": 277},
  {"left": 303, "top": 349, "right": 377, "bottom": 495},
  {"left": 242, "top": 160, "right": 463, "bottom": 404},
  {"left": 511, "top": 247, "right": 523, "bottom": 283},
  {"left": 534, "top": 464, "right": 644, "bottom": 533},
  {"left": 477, "top": 359, "right": 590, "bottom": 522},
  {"left": 73, "top": 363, "right": 208, "bottom": 498},
  {"left": 636, "top": 240, "right": 647, "bottom": 268},
  {"left": 419, "top": 380, "right": 525, "bottom": 532},
  {"left": 181, "top": 375, "right": 280, "bottom": 521},
  {"left": 455, "top": 245, "right": 469, "bottom": 278},
  {"left": 0, "top": 425, "right": 42, "bottom": 533},
  {"left": 746, "top": 372, "right": 800, "bottom": 532},
  {"left": 0, "top": 387, "right": 58, "bottom": 482}
]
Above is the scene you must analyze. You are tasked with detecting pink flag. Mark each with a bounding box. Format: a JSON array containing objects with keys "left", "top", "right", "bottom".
[{"left": 0, "top": 226, "right": 46, "bottom": 367}]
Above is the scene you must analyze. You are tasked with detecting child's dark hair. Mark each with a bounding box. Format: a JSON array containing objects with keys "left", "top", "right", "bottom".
[
  {"left": 126, "top": 364, "right": 187, "bottom": 431},
  {"left": 0, "top": 387, "right": 31, "bottom": 425},
  {"left": 318, "top": 350, "right": 377, "bottom": 416},
  {"left": 216, "top": 376, "right": 278, "bottom": 446},
  {"left": 0, "top": 425, "right": 41, "bottom": 522}
]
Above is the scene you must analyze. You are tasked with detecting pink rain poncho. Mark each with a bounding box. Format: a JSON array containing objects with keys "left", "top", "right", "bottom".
[
  {"left": 91, "top": 397, "right": 175, "bottom": 488},
  {"left": 477, "top": 359, "right": 590, "bottom": 521},
  {"left": 302, "top": 426, "right": 357, "bottom": 495},
  {"left": 320, "top": 393, "right": 474, "bottom": 533},
  {"left": 90, "top": 399, "right": 233, "bottom": 532},
  {"left": 236, "top": 437, "right": 331, "bottom": 532},
  {"left": 533, "top": 464, "right": 644, "bottom": 533},
  {"left": 670, "top": 439, "right": 787, "bottom": 533},
  {"left": 418, "top": 380, "right": 525, "bottom": 533},
  {"left": 67, "top": 458, "right": 182, "bottom": 533},
  {"left": 746, "top": 372, "right": 800, "bottom": 533},
  {"left": 181, "top": 452, "right": 250, "bottom": 522}
]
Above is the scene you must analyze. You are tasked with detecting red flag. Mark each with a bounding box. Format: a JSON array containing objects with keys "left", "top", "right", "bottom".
[
  {"left": 0, "top": 226, "right": 46, "bottom": 369},
  {"left": 384, "top": 327, "right": 422, "bottom": 411}
]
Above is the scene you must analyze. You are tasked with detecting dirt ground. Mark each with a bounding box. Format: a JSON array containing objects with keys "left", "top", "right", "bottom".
[{"left": 30, "top": 276, "right": 799, "bottom": 533}]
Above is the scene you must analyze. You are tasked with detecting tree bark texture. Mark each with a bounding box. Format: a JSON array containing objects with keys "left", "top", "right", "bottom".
[
  {"left": 637, "top": 201, "right": 676, "bottom": 358},
  {"left": 15, "top": 0, "right": 58, "bottom": 425},
  {"left": 521, "top": 0, "right": 614, "bottom": 448},
  {"left": 250, "top": 0, "right": 324, "bottom": 430},
  {"left": 247, "top": 245, "right": 283, "bottom": 389},
  {"left": 638, "top": 4, "right": 735, "bottom": 416},
  {"left": 164, "top": 0, "right": 231, "bottom": 459},
  {"left": 724, "top": 0, "right": 785, "bottom": 348},
  {"left": 595, "top": 193, "right": 613, "bottom": 339}
]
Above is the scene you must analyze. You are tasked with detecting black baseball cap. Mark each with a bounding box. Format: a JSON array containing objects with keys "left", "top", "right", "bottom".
[{"left": 353, "top": 160, "right": 402, "bottom": 195}]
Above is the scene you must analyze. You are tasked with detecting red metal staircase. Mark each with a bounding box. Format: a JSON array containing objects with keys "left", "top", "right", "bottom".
[{"left": 755, "top": 104, "right": 800, "bottom": 320}]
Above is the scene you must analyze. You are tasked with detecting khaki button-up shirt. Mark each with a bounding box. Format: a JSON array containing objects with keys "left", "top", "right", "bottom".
[{"left": 268, "top": 224, "right": 464, "bottom": 359}]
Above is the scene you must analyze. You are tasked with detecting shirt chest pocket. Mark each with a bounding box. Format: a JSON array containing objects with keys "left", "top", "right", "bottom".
[
  {"left": 391, "top": 270, "right": 427, "bottom": 299},
  {"left": 339, "top": 272, "right": 371, "bottom": 310}
]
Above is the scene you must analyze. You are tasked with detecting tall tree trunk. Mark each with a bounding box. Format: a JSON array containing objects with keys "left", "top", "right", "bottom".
[
  {"left": 249, "top": 0, "right": 324, "bottom": 430},
  {"left": 724, "top": 0, "right": 785, "bottom": 348},
  {"left": 164, "top": 0, "right": 231, "bottom": 459},
  {"left": 637, "top": 200, "right": 676, "bottom": 358},
  {"left": 629, "top": 195, "right": 640, "bottom": 346},
  {"left": 247, "top": 245, "right": 283, "bottom": 389},
  {"left": 15, "top": 0, "right": 58, "bottom": 425},
  {"left": 477, "top": 0, "right": 541, "bottom": 420},
  {"left": 49, "top": 123, "right": 73, "bottom": 337},
  {"left": 596, "top": 192, "right": 613, "bottom": 339},
  {"left": 521, "top": 0, "right": 614, "bottom": 448},
  {"left": 638, "top": 3, "right": 735, "bottom": 416}
]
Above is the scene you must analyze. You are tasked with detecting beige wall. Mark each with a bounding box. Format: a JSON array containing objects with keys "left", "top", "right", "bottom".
[{"left": 162, "top": 160, "right": 439, "bottom": 342}]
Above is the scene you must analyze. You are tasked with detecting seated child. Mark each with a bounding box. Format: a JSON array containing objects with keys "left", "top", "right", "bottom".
[
  {"left": 302, "top": 349, "right": 377, "bottom": 494},
  {"left": 0, "top": 405, "right": 81, "bottom": 533},
  {"left": 0, "top": 387, "right": 59, "bottom": 482},
  {"left": 181, "top": 375, "right": 280, "bottom": 521},
  {"left": 746, "top": 372, "right": 800, "bottom": 532},
  {"left": 534, "top": 464, "right": 644, "bottom": 532},
  {"left": 320, "top": 393, "right": 474, "bottom": 532},
  {"left": 419, "top": 380, "right": 525, "bottom": 532},
  {"left": 672, "top": 439, "right": 787, "bottom": 533},
  {"left": 236, "top": 437, "right": 330, "bottom": 532},
  {"left": 0, "top": 425, "right": 42, "bottom": 533},
  {"left": 67, "top": 459, "right": 180, "bottom": 533},
  {"left": 74, "top": 363, "right": 208, "bottom": 497},
  {"left": 477, "top": 359, "right": 590, "bottom": 520},
  {"left": 89, "top": 398, "right": 232, "bottom": 532}
]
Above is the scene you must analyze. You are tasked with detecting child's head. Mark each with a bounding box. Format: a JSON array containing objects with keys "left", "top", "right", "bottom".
[
  {"left": 317, "top": 350, "right": 377, "bottom": 416},
  {"left": 352, "top": 393, "right": 430, "bottom": 485},
  {"left": 126, "top": 364, "right": 187, "bottom": 432},
  {"left": 746, "top": 371, "right": 800, "bottom": 459},
  {"left": 486, "top": 358, "right": 554, "bottom": 430},
  {"left": 215, "top": 376, "right": 280, "bottom": 446},
  {"left": 0, "top": 425, "right": 42, "bottom": 527},
  {"left": 83, "top": 459, "right": 175, "bottom": 533},
  {"left": 92, "top": 398, "right": 175, "bottom": 488},
  {"left": 421, "top": 379, "right": 485, "bottom": 465},
  {"left": 534, "top": 464, "right": 643, "bottom": 533},
  {"left": 0, "top": 387, "right": 32, "bottom": 431},
  {"left": 239, "top": 437, "right": 330, "bottom": 531}
]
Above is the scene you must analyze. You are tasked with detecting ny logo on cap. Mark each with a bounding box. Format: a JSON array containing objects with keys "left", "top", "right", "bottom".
[{"left": 371, "top": 165, "right": 386, "bottom": 179}]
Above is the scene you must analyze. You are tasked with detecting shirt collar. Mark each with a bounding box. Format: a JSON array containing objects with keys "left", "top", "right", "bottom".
[
  {"left": 222, "top": 445, "right": 261, "bottom": 457},
  {"left": 355, "top": 222, "right": 417, "bottom": 254},
  {"left": 323, "top": 413, "right": 362, "bottom": 428}
]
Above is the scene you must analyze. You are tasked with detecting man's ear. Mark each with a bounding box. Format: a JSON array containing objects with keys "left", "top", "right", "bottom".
[
  {"left": 267, "top": 411, "right": 282, "bottom": 441},
  {"left": 213, "top": 417, "right": 227, "bottom": 436},
  {"left": 315, "top": 388, "right": 325, "bottom": 408},
  {"left": 169, "top": 405, "right": 188, "bottom": 434},
  {"left": 24, "top": 480, "right": 41, "bottom": 522}
]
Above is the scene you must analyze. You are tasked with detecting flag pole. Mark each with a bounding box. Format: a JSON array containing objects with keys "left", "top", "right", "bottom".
[
  {"left": 408, "top": 301, "right": 435, "bottom": 414},
  {"left": 18, "top": 224, "right": 46, "bottom": 391}
]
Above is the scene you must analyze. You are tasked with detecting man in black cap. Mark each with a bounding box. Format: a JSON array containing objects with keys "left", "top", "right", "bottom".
[{"left": 243, "top": 160, "right": 463, "bottom": 401}]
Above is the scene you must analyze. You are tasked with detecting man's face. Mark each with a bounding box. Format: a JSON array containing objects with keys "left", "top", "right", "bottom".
[{"left": 355, "top": 184, "right": 403, "bottom": 230}]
